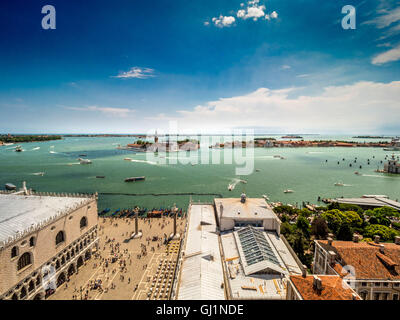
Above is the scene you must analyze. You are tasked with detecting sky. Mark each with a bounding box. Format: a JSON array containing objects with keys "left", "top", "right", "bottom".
[{"left": 0, "top": 0, "right": 399, "bottom": 134}]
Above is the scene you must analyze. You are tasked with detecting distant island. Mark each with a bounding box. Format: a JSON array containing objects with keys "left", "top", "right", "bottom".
[
  {"left": 0, "top": 134, "right": 62, "bottom": 144},
  {"left": 281, "top": 135, "right": 303, "bottom": 139},
  {"left": 353, "top": 135, "right": 395, "bottom": 139}
]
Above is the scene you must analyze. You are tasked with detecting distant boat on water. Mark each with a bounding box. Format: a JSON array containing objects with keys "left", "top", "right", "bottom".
[
  {"left": 5, "top": 183, "right": 16, "bottom": 190},
  {"left": 228, "top": 183, "right": 234, "bottom": 191},
  {"left": 32, "top": 172, "right": 45, "bottom": 176},
  {"left": 284, "top": 189, "right": 294, "bottom": 193},
  {"left": 78, "top": 158, "right": 92, "bottom": 164},
  {"left": 15, "top": 145, "right": 23, "bottom": 152},
  {"left": 334, "top": 182, "right": 344, "bottom": 186},
  {"left": 125, "top": 176, "right": 145, "bottom": 182}
]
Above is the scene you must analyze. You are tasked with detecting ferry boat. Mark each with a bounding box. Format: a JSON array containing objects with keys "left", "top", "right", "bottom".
[{"left": 125, "top": 176, "right": 145, "bottom": 182}]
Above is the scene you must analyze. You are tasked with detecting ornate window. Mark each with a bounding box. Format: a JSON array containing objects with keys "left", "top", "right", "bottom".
[
  {"left": 55, "top": 231, "right": 65, "bottom": 245},
  {"left": 80, "top": 216, "right": 88, "bottom": 228},
  {"left": 11, "top": 246, "right": 18, "bottom": 258},
  {"left": 29, "top": 237, "right": 35, "bottom": 247},
  {"left": 17, "top": 252, "right": 32, "bottom": 271}
]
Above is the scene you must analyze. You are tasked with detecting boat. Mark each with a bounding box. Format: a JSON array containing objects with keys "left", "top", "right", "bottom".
[
  {"left": 15, "top": 145, "right": 23, "bottom": 152},
  {"left": 79, "top": 154, "right": 87, "bottom": 157},
  {"left": 284, "top": 189, "right": 294, "bottom": 193},
  {"left": 228, "top": 184, "right": 234, "bottom": 191},
  {"left": 125, "top": 176, "right": 145, "bottom": 182},
  {"left": 273, "top": 155, "right": 281, "bottom": 158},
  {"left": 96, "top": 176, "right": 105, "bottom": 179},
  {"left": 262, "top": 194, "right": 269, "bottom": 200},
  {"left": 33, "top": 172, "right": 45, "bottom": 176},
  {"left": 255, "top": 169, "right": 261, "bottom": 172},
  {"left": 354, "top": 171, "right": 361, "bottom": 175},
  {"left": 334, "top": 182, "right": 344, "bottom": 186},
  {"left": 124, "top": 158, "right": 132, "bottom": 161},
  {"left": 5, "top": 183, "right": 16, "bottom": 191},
  {"left": 78, "top": 158, "right": 92, "bottom": 164}
]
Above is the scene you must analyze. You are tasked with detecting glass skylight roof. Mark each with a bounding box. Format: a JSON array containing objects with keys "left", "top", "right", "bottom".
[{"left": 237, "top": 226, "right": 281, "bottom": 267}]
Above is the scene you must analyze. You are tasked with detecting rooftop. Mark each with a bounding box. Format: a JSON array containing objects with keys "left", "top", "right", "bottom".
[
  {"left": 335, "top": 196, "right": 400, "bottom": 210},
  {"left": 220, "top": 226, "right": 302, "bottom": 300},
  {"left": 214, "top": 198, "right": 276, "bottom": 220},
  {"left": 290, "top": 275, "right": 360, "bottom": 300},
  {"left": 177, "top": 204, "right": 225, "bottom": 300},
  {"left": 0, "top": 193, "right": 93, "bottom": 246},
  {"left": 317, "top": 240, "right": 400, "bottom": 280}
]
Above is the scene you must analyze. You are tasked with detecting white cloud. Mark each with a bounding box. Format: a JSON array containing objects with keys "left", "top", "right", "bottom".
[
  {"left": 296, "top": 74, "right": 310, "bottom": 78},
  {"left": 364, "top": 7, "right": 400, "bottom": 29},
  {"left": 281, "top": 65, "right": 291, "bottom": 70},
  {"left": 210, "top": 1, "right": 277, "bottom": 27},
  {"left": 372, "top": 44, "right": 400, "bottom": 64},
  {"left": 155, "top": 81, "right": 400, "bottom": 133},
  {"left": 212, "top": 15, "right": 236, "bottom": 28},
  {"left": 113, "top": 67, "right": 155, "bottom": 79},
  {"left": 65, "top": 106, "right": 135, "bottom": 118}
]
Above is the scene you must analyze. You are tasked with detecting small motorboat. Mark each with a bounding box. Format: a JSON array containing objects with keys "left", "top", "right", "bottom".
[
  {"left": 96, "top": 176, "right": 105, "bottom": 179},
  {"left": 354, "top": 171, "right": 361, "bottom": 175},
  {"left": 33, "top": 172, "right": 45, "bottom": 176},
  {"left": 334, "top": 182, "right": 344, "bottom": 186},
  {"left": 284, "top": 189, "right": 294, "bottom": 193},
  {"left": 125, "top": 176, "right": 145, "bottom": 182},
  {"left": 5, "top": 183, "right": 16, "bottom": 191},
  {"left": 15, "top": 145, "right": 23, "bottom": 152},
  {"left": 78, "top": 158, "right": 92, "bottom": 164},
  {"left": 255, "top": 169, "right": 261, "bottom": 172},
  {"left": 228, "top": 184, "right": 234, "bottom": 191},
  {"left": 124, "top": 158, "right": 132, "bottom": 161}
]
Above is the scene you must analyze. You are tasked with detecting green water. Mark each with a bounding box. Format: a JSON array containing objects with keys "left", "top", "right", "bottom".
[{"left": 0, "top": 136, "right": 399, "bottom": 212}]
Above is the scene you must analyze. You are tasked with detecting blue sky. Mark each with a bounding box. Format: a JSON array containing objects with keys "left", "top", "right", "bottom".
[{"left": 0, "top": 0, "right": 399, "bottom": 134}]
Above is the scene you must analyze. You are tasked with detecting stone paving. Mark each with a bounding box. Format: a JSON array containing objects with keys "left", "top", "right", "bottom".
[{"left": 49, "top": 215, "right": 185, "bottom": 300}]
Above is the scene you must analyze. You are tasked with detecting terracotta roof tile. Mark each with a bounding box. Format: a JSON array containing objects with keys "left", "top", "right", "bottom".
[
  {"left": 290, "top": 275, "right": 360, "bottom": 300},
  {"left": 317, "top": 240, "right": 400, "bottom": 280}
]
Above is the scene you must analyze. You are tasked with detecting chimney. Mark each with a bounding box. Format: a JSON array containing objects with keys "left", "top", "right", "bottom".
[
  {"left": 327, "top": 237, "right": 333, "bottom": 246},
  {"left": 302, "top": 265, "right": 307, "bottom": 278},
  {"left": 374, "top": 235, "right": 380, "bottom": 244},
  {"left": 313, "top": 276, "right": 322, "bottom": 291},
  {"left": 328, "top": 250, "right": 336, "bottom": 264},
  {"left": 353, "top": 234, "right": 359, "bottom": 243},
  {"left": 395, "top": 236, "right": 400, "bottom": 245}
]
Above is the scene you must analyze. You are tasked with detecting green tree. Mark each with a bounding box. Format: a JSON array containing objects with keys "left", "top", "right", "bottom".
[
  {"left": 363, "top": 224, "right": 398, "bottom": 241},
  {"left": 337, "top": 222, "right": 353, "bottom": 241},
  {"left": 296, "top": 216, "right": 311, "bottom": 238},
  {"left": 311, "top": 217, "right": 329, "bottom": 239}
]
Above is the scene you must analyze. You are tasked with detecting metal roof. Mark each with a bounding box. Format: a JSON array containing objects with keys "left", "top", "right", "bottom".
[
  {"left": 0, "top": 193, "right": 91, "bottom": 245},
  {"left": 335, "top": 197, "right": 400, "bottom": 210},
  {"left": 177, "top": 204, "right": 225, "bottom": 300}
]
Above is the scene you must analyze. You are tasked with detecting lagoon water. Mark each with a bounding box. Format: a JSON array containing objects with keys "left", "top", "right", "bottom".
[{"left": 1, "top": 135, "right": 399, "bottom": 212}]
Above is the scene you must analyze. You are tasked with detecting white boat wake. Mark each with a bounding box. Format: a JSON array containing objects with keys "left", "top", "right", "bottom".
[
  {"left": 130, "top": 159, "right": 158, "bottom": 165},
  {"left": 32, "top": 147, "right": 40, "bottom": 151}
]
